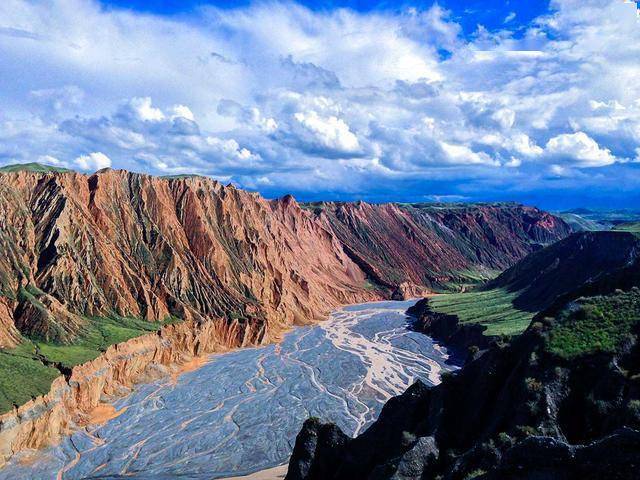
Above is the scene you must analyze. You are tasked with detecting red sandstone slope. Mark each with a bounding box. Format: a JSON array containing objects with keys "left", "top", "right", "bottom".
[
  {"left": 0, "top": 170, "right": 571, "bottom": 349},
  {"left": 0, "top": 170, "right": 370, "bottom": 347},
  {"left": 308, "top": 202, "right": 571, "bottom": 292}
]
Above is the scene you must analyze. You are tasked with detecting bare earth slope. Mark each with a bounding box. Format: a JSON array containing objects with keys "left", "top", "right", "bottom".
[
  {"left": 0, "top": 169, "right": 369, "bottom": 347},
  {"left": 308, "top": 202, "right": 570, "bottom": 293}
]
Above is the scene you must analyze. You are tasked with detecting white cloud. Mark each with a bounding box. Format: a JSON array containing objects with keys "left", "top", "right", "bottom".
[
  {"left": 491, "top": 108, "right": 516, "bottom": 130},
  {"left": 293, "top": 111, "right": 360, "bottom": 154},
  {"left": 37, "top": 155, "right": 68, "bottom": 168},
  {"left": 74, "top": 152, "right": 112, "bottom": 171},
  {"left": 0, "top": 0, "right": 639, "bottom": 200},
  {"left": 171, "top": 105, "right": 195, "bottom": 121},
  {"left": 545, "top": 132, "right": 616, "bottom": 168},
  {"left": 440, "top": 142, "right": 499, "bottom": 166},
  {"left": 127, "top": 97, "right": 165, "bottom": 122}
]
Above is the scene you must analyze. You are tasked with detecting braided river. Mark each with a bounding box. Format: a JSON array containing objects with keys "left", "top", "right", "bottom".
[{"left": 0, "top": 300, "right": 460, "bottom": 479}]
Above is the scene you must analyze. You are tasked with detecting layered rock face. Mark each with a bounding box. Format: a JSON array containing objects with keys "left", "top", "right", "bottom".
[
  {"left": 308, "top": 202, "right": 570, "bottom": 292},
  {"left": 0, "top": 317, "right": 259, "bottom": 465},
  {"left": 0, "top": 169, "right": 372, "bottom": 464},
  {"left": 0, "top": 169, "right": 370, "bottom": 347}
]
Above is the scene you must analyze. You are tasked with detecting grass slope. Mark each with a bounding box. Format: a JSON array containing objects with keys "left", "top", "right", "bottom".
[
  {"left": 546, "top": 288, "right": 640, "bottom": 359},
  {"left": 429, "top": 288, "right": 534, "bottom": 336},
  {"left": 0, "top": 315, "right": 177, "bottom": 413},
  {"left": 613, "top": 222, "right": 640, "bottom": 233},
  {"left": 0, "top": 162, "right": 72, "bottom": 173}
]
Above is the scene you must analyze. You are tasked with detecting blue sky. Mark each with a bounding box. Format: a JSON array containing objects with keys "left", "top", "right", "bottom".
[
  {"left": 100, "top": 0, "right": 549, "bottom": 32},
  {"left": 1, "top": 0, "right": 639, "bottom": 209}
]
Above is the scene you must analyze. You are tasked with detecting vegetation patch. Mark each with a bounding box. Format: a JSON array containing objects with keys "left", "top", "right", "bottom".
[
  {"left": 546, "top": 289, "right": 640, "bottom": 359},
  {"left": 0, "top": 315, "right": 179, "bottom": 413},
  {"left": 0, "top": 162, "right": 72, "bottom": 173},
  {"left": 438, "top": 268, "right": 502, "bottom": 292},
  {"left": 613, "top": 222, "right": 640, "bottom": 233},
  {"left": 429, "top": 288, "right": 534, "bottom": 336},
  {"left": 0, "top": 343, "right": 60, "bottom": 413}
]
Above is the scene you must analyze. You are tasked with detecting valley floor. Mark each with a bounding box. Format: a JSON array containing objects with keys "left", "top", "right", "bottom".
[{"left": 0, "top": 300, "right": 460, "bottom": 480}]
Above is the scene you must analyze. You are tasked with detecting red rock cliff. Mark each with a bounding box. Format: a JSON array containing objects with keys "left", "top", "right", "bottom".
[{"left": 0, "top": 169, "right": 371, "bottom": 347}]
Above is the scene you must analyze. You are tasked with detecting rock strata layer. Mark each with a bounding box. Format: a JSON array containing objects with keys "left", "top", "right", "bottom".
[{"left": 0, "top": 317, "right": 261, "bottom": 465}]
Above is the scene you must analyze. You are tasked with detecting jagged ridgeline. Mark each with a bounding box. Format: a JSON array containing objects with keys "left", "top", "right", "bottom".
[
  {"left": 287, "top": 230, "right": 640, "bottom": 480},
  {"left": 0, "top": 165, "right": 570, "bottom": 413}
]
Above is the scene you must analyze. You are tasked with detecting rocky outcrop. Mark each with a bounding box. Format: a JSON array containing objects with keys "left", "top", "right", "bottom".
[
  {"left": 0, "top": 314, "right": 262, "bottom": 465},
  {"left": 487, "top": 429, "right": 640, "bottom": 480},
  {"left": 407, "top": 298, "right": 492, "bottom": 354},
  {"left": 308, "top": 202, "right": 571, "bottom": 291},
  {"left": 287, "top": 287, "right": 640, "bottom": 479}
]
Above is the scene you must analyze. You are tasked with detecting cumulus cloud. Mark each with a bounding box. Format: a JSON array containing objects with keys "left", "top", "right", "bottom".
[
  {"left": 293, "top": 111, "right": 360, "bottom": 155},
  {"left": 74, "top": 152, "right": 112, "bottom": 171},
  {"left": 545, "top": 132, "right": 617, "bottom": 168},
  {"left": 171, "top": 105, "right": 195, "bottom": 121},
  {"left": 124, "top": 97, "right": 165, "bottom": 122},
  {"left": 0, "top": 0, "right": 638, "bottom": 203}
]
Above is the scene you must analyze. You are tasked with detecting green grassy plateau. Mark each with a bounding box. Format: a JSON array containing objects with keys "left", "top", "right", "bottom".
[
  {"left": 0, "top": 162, "right": 72, "bottom": 173},
  {"left": 429, "top": 288, "right": 534, "bottom": 336},
  {"left": 0, "top": 315, "right": 177, "bottom": 413},
  {"left": 613, "top": 222, "right": 640, "bottom": 233},
  {"left": 546, "top": 288, "right": 640, "bottom": 359}
]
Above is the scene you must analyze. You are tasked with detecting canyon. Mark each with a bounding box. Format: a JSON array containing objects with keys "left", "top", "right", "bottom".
[
  {"left": 0, "top": 300, "right": 460, "bottom": 479},
  {"left": 0, "top": 166, "right": 570, "bottom": 468}
]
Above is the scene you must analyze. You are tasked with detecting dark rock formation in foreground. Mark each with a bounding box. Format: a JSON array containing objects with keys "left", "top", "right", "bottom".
[
  {"left": 287, "top": 234, "right": 640, "bottom": 479},
  {"left": 407, "top": 299, "right": 492, "bottom": 353},
  {"left": 287, "top": 305, "right": 640, "bottom": 479}
]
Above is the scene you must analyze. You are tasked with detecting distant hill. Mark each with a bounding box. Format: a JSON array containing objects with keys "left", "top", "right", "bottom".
[
  {"left": 420, "top": 230, "right": 640, "bottom": 336},
  {"left": 555, "top": 211, "right": 607, "bottom": 231},
  {"left": 614, "top": 222, "right": 640, "bottom": 233},
  {"left": 558, "top": 207, "right": 640, "bottom": 228},
  {"left": 485, "top": 231, "right": 640, "bottom": 311},
  {"left": 0, "top": 162, "right": 72, "bottom": 173}
]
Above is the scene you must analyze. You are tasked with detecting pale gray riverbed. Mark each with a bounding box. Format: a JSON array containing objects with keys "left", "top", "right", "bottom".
[{"left": 0, "top": 300, "right": 460, "bottom": 479}]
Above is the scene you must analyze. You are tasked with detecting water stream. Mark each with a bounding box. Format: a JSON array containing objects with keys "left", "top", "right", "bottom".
[{"left": 0, "top": 300, "right": 460, "bottom": 480}]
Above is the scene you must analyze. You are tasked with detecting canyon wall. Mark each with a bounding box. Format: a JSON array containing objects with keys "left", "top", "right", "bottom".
[
  {"left": 308, "top": 202, "right": 571, "bottom": 292},
  {"left": 0, "top": 316, "right": 262, "bottom": 465},
  {"left": 0, "top": 168, "right": 571, "bottom": 464},
  {"left": 0, "top": 169, "right": 371, "bottom": 347}
]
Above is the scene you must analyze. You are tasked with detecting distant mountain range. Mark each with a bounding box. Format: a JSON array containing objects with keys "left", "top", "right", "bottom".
[{"left": 556, "top": 208, "right": 640, "bottom": 232}]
